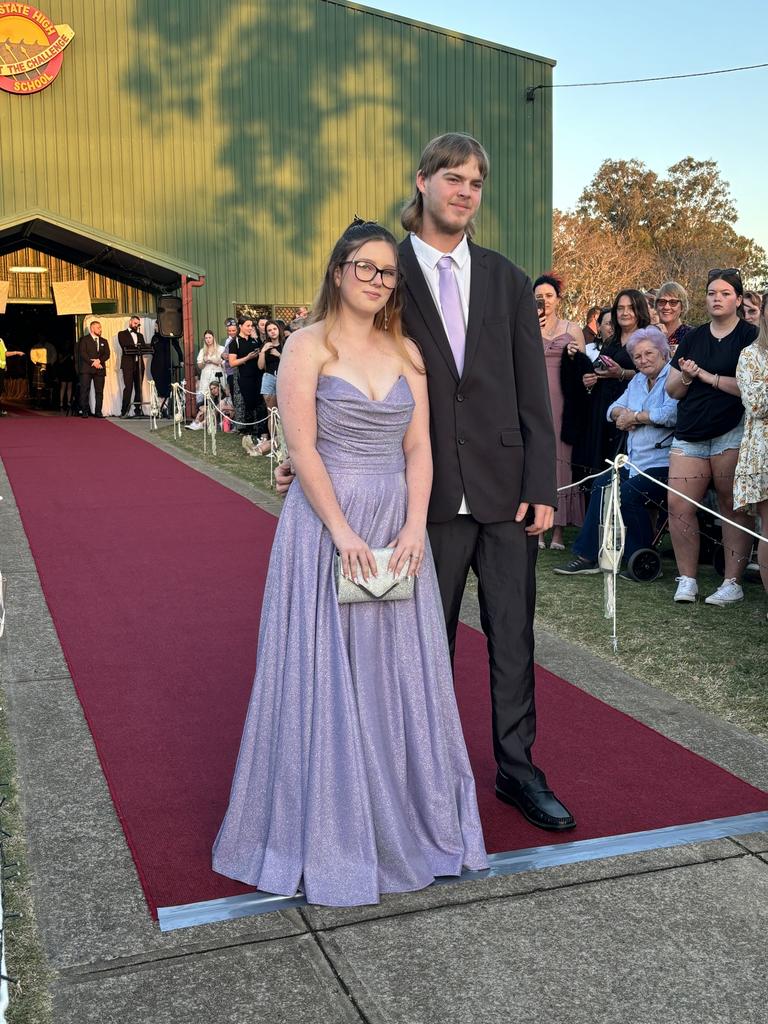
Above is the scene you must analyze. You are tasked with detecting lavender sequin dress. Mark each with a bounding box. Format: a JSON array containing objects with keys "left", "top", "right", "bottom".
[{"left": 212, "top": 374, "right": 488, "bottom": 906}]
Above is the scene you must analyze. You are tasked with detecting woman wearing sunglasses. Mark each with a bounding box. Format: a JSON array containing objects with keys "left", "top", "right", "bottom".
[
  {"left": 654, "top": 281, "right": 693, "bottom": 357},
  {"left": 665, "top": 269, "right": 758, "bottom": 605}
]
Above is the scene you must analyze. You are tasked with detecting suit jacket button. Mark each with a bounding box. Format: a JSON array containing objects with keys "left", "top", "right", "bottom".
[
  {"left": 456, "top": 394, "right": 464, "bottom": 402},
  {"left": 458, "top": 437, "right": 466, "bottom": 445}
]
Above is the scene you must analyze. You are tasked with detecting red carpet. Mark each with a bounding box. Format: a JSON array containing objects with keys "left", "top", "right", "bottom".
[{"left": 1, "top": 418, "right": 766, "bottom": 917}]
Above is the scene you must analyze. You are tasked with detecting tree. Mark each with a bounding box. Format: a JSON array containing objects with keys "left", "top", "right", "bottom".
[
  {"left": 552, "top": 210, "right": 660, "bottom": 323},
  {"left": 559, "top": 157, "right": 767, "bottom": 324}
]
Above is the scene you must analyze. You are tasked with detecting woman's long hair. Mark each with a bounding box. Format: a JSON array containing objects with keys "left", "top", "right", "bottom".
[
  {"left": 610, "top": 289, "right": 651, "bottom": 342},
  {"left": 755, "top": 292, "right": 768, "bottom": 354},
  {"left": 308, "top": 218, "right": 422, "bottom": 371},
  {"left": 263, "top": 320, "right": 285, "bottom": 346}
]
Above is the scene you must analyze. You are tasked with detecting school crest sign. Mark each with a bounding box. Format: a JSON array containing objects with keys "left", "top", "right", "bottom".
[{"left": 0, "top": 4, "right": 74, "bottom": 94}]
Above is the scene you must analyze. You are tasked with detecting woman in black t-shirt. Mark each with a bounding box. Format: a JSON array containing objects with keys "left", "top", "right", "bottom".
[
  {"left": 254, "top": 319, "right": 284, "bottom": 455},
  {"left": 228, "top": 317, "right": 266, "bottom": 450},
  {"left": 665, "top": 270, "right": 758, "bottom": 606}
]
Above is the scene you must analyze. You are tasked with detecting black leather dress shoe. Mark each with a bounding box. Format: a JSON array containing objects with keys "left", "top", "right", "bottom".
[
  {"left": 495, "top": 772, "right": 576, "bottom": 831},
  {"left": 94, "top": 412, "right": 105, "bottom": 419}
]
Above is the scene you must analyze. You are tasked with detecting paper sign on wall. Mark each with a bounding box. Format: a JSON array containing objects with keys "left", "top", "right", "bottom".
[{"left": 52, "top": 280, "right": 92, "bottom": 315}]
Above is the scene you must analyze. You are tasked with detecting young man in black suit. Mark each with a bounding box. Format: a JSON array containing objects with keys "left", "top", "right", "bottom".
[
  {"left": 77, "top": 320, "right": 110, "bottom": 418},
  {"left": 118, "top": 315, "right": 147, "bottom": 417},
  {"left": 398, "top": 133, "right": 574, "bottom": 831}
]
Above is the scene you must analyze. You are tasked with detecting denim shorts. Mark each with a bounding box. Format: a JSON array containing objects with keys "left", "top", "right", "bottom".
[
  {"left": 260, "top": 372, "right": 277, "bottom": 397},
  {"left": 671, "top": 419, "right": 744, "bottom": 459}
]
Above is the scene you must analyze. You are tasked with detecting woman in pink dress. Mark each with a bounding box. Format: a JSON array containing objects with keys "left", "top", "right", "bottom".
[{"left": 534, "top": 274, "right": 585, "bottom": 549}]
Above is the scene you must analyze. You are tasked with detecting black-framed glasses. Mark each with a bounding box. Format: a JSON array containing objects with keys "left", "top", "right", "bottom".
[
  {"left": 707, "top": 267, "right": 741, "bottom": 282},
  {"left": 341, "top": 259, "right": 400, "bottom": 289}
]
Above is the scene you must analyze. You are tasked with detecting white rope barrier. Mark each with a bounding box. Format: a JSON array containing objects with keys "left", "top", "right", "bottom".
[
  {"left": 557, "top": 467, "right": 616, "bottom": 494},
  {"left": 169, "top": 380, "right": 272, "bottom": 429},
  {"left": 623, "top": 457, "right": 768, "bottom": 547},
  {"left": 580, "top": 453, "right": 767, "bottom": 652}
]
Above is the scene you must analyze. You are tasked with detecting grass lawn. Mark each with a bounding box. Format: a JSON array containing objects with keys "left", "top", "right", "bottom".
[{"left": 163, "top": 427, "right": 768, "bottom": 740}]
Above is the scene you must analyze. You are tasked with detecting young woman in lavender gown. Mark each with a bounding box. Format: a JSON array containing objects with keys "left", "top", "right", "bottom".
[{"left": 212, "top": 219, "right": 488, "bottom": 907}]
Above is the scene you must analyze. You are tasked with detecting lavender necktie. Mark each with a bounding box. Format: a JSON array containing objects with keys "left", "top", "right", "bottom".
[{"left": 437, "top": 255, "right": 466, "bottom": 376}]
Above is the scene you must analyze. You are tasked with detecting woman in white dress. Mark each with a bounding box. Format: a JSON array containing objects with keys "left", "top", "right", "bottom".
[{"left": 196, "top": 330, "right": 226, "bottom": 401}]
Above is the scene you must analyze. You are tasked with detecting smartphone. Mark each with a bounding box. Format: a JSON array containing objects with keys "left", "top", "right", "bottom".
[{"left": 535, "top": 297, "right": 545, "bottom": 315}]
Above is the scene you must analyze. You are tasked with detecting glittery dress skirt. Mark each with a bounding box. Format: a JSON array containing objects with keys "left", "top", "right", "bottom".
[{"left": 212, "top": 375, "right": 488, "bottom": 906}]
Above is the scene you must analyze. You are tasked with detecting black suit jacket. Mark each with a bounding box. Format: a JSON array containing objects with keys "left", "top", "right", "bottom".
[
  {"left": 77, "top": 334, "right": 111, "bottom": 376},
  {"left": 399, "top": 236, "right": 557, "bottom": 523},
  {"left": 117, "top": 329, "right": 146, "bottom": 370}
]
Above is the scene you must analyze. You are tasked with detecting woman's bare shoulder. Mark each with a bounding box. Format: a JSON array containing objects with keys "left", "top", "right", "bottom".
[{"left": 283, "top": 323, "right": 329, "bottom": 363}]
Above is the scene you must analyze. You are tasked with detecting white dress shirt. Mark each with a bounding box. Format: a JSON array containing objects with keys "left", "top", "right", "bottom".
[
  {"left": 409, "top": 233, "right": 473, "bottom": 515},
  {"left": 409, "top": 232, "right": 471, "bottom": 336}
]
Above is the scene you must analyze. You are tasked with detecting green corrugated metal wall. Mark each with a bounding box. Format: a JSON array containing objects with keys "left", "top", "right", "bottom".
[{"left": 0, "top": 0, "right": 553, "bottom": 330}]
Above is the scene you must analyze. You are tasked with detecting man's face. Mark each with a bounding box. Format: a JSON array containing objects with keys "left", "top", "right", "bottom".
[
  {"left": 91, "top": 323, "right": 102, "bottom": 337},
  {"left": 417, "top": 158, "right": 484, "bottom": 236},
  {"left": 129, "top": 317, "right": 141, "bottom": 331},
  {"left": 298, "top": 306, "right": 308, "bottom": 318}
]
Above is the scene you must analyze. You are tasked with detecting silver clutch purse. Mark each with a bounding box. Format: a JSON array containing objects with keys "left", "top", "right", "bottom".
[{"left": 333, "top": 548, "right": 414, "bottom": 604}]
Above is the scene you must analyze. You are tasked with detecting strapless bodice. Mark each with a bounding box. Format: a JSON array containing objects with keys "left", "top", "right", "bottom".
[{"left": 315, "top": 374, "right": 414, "bottom": 474}]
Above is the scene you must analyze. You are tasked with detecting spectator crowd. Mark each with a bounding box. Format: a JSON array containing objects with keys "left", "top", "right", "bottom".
[{"left": 535, "top": 271, "right": 767, "bottom": 613}]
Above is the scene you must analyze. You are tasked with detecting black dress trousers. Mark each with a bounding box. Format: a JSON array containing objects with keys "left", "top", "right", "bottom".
[
  {"left": 121, "top": 356, "right": 144, "bottom": 415},
  {"left": 427, "top": 513, "right": 541, "bottom": 785},
  {"left": 80, "top": 371, "right": 105, "bottom": 415}
]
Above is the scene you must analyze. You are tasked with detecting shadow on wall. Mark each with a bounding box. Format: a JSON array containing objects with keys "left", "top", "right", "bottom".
[{"left": 122, "top": 0, "right": 517, "bottom": 288}]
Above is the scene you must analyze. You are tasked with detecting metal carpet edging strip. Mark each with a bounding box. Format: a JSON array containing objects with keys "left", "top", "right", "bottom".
[{"left": 156, "top": 810, "right": 768, "bottom": 931}]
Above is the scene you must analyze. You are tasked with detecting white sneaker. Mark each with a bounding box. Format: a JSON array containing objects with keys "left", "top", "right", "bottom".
[
  {"left": 674, "top": 576, "right": 698, "bottom": 603},
  {"left": 704, "top": 578, "right": 744, "bottom": 606},
  {"left": 184, "top": 421, "right": 204, "bottom": 431}
]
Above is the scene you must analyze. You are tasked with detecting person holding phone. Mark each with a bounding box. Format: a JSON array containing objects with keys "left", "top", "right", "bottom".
[{"left": 534, "top": 273, "right": 586, "bottom": 549}]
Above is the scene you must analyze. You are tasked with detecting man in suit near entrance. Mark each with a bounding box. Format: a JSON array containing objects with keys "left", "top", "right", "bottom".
[
  {"left": 398, "top": 132, "right": 575, "bottom": 831},
  {"left": 118, "top": 315, "right": 147, "bottom": 417},
  {"left": 77, "top": 320, "right": 110, "bottom": 418}
]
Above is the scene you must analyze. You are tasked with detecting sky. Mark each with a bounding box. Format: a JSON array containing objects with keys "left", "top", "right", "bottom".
[{"left": 371, "top": 0, "right": 768, "bottom": 253}]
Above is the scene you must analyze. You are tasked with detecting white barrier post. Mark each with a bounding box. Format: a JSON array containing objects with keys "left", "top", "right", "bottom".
[
  {"left": 148, "top": 381, "right": 160, "bottom": 432},
  {"left": 598, "top": 455, "right": 627, "bottom": 653}
]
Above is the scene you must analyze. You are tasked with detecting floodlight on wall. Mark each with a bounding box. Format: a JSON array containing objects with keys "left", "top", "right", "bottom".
[{"left": 8, "top": 266, "right": 48, "bottom": 273}]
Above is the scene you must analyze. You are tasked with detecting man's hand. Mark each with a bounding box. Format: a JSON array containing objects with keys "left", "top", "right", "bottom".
[
  {"left": 515, "top": 502, "right": 554, "bottom": 536},
  {"left": 274, "top": 460, "right": 295, "bottom": 496}
]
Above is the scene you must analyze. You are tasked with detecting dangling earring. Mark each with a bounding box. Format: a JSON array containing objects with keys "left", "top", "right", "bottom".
[{"left": 383, "top": 297, "right": 390, "bottom": 331}]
